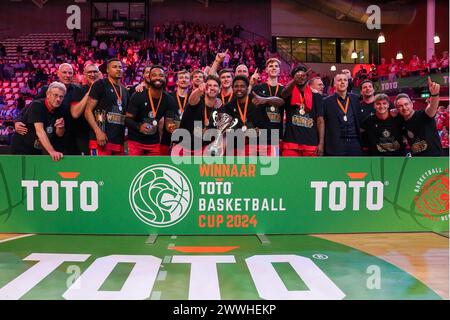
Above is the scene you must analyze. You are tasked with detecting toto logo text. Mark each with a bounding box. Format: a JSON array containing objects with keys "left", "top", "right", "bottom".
[
  {"left": 21, "top": 172, "right": 98, "bottom": 212},
  {"left": 129, "top": 164, "right": 193, "bottom": 227},
  {"left": 311, "top": 173, "right": 384, "bottom": 212}
]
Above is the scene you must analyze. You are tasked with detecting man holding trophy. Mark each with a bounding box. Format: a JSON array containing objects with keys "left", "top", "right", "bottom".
[
  {"left": 85, "top": 58, "right": 129, "bottom": 156},
  {"left": 125, "top": 65, "right": 176, "bottom": 156},
  {"left": 174, "top": 75, "right": 234, "bottom": 156}
]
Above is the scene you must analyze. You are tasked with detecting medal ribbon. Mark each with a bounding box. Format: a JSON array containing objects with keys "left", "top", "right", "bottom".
[
  {"left": 267, "top": 83, "right": 279, "bottom": 97},
  {"left": 336, "top": 96, "right": 349, "bottom": 115},
  {"left": 176, "top": 93, "right": 187, "bottom": 114},
  {"left": 148, "top": 89, "right": 162, "bottom": 118},
  {"left": 108, "top": 78, "right": 122, "bottom": 105},
  {"left": 221, "top": 92, "right": 232, "bottom": 104},
  {"left": 237, "top": 96, "right": 249, "bottom": 125}
]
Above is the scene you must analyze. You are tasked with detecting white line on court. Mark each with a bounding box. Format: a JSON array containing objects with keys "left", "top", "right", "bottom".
[
  {"left": 150, "top": 291, "right": 162, "bottom": 300},
  {"left": 0, "top": 234, "right": 35, "bottom": 244},
  {"left": 157, "top": 271, "right": 167, "bottom": 281}
]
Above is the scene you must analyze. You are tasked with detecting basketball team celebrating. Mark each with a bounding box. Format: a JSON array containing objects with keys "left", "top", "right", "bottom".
[{"left": 10, "top": 51, "right": 444, "bottom": 160}]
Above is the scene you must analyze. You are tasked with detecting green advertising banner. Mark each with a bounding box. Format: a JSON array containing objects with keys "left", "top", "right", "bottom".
[
  {"left": 374, "top": 73, "right": 449, "bottom": 92},
  {"left": 0, "top": 156, "right": 448, "bottom": 234}
]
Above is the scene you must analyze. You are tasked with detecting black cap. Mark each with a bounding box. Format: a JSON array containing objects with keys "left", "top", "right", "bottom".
[{"left": 291, "top": 64, "right": 308, "bottom": 77}]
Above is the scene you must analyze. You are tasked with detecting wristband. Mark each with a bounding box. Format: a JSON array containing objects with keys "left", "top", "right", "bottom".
[{"left": 430, "top": 94, "right": 439, "bottom": 97}]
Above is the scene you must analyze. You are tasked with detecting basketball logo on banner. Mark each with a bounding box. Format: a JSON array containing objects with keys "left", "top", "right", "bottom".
[{"left": 129, "top": 164, "right": 193, "bottom": 227}]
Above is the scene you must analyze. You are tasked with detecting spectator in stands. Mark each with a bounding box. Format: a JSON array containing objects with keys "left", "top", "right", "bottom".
[
  {"left": 0, "top": 58, "right": 4, "bottom": 81},
  {"left": 16, "top": 93, "right": 26, "bottom": 112},
  {"left": 13, "top": 59, "right": 26, "bottom": 72},
  {"left": 378, "top": 58, "right": 389, "bottom": 81},
  {"left": 440, "top": 51, "right": 449, "bottom": 72},
  {"left": 0, "top": 43, "right": 6, "bottom": 57},
  {"left": 2, "top": 61, "right": 13, "bottom": 82},
  {"left": 398, "top": 61, "right": 409, "bottom": 78},
  {"left": 420, "top": 59, "right": 430, "bottom": 76},
  {"left": 428, "top": 55, "right": 440, "bottom": 73},
  {"left": 388, "top": 58, "right": 398, "bottom": 81},
  {"left": 408, "top": 54, "right": 421, "bottom": 76}
]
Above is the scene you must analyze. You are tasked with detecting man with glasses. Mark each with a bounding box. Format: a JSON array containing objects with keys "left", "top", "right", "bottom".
[{"left": 70, "top": 63, "right": 102, "bottom": 155}]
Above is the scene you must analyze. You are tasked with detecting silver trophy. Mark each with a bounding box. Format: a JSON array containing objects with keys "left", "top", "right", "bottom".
[
  {"left": 206, "top": 112, "right": 238, "bottom": 156},
  {"left": 94, "top": 110, "right": 107, "bottom": 132}
]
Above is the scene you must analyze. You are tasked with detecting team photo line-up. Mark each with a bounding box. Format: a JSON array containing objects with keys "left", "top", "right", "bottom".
[{"left": 9, "top": 54, "right": 445, "bottom": 161}]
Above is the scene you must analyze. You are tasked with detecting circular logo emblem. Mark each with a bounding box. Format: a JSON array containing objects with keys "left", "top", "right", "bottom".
[
  {"left": 415, "top": 174, "right": 449, "bottom": 219},
  {"left": 129, "top": 164, "right": 193, "bottom": 227},
  {"left": 407, "top": 130, "right": 414, "bottom": 139},
  {"left": 382, "top": 129, "right": 390, "bottom": 138}
]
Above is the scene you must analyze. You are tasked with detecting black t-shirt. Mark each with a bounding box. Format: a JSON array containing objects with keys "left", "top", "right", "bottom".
[
  {"left": 160, "top": 92, "right": 186, "bottom": 146},
  {"left": 11, "top": 99, "right": 62, "bottom": 154},
  {"left": 221, "top": 96, "right": 268, "bottom": 148},
  {"left": 178, "top": 97, "right": 219, "bottom": 150},
  {"left": 71, "top": 84, "right": 90, "bottom": 139},
  {"left": 222, "top": 97, "right": 265, "bottom": 130},
  {"left": 252, "top": 83, "right": 284, "bottom": 144},
  {"left": 358, "top": 101, "right": 375, "bottom": 124},
  {"left": 358, "top": 100, "right": 396, "bottom": 123},
  {"left": 401, "top": 109, "right": 443, "bottom": 156},
  {"left": 88, "top": 79, "right": 128, "bottom": 146},
  {"left": 35, "top": 83, "right": 81, "bottom": 153},
  {"left": 361, "top": 114, "right": 405, "bottom": 156},
  {"left": 126, "top": 90, "right": 175, "bottom": 145},
  {"left": 283, "top": 92, "right": 323, "bottom": 146}
]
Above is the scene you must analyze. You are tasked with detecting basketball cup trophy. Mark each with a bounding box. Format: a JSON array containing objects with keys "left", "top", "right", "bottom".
[
  {"left": 94, "top": 109, "right": 107, "bottom": 132},
  {"left": 206, "top": 111, "right": 238, "bottom": 156}
]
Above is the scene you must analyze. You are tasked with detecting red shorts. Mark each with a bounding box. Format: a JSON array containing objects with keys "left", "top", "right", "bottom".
[
  {"left": 89, "top": 141, "right": 124, "bottom": 156},
  {"left": 127, "top": 140, "right": 161, "bottom": 156},
  {"left": 281, "top": 142, "right": 318, "bottom": 157},
  {"left": 159, "top": 144, "right": 171, "bottom": 156}
]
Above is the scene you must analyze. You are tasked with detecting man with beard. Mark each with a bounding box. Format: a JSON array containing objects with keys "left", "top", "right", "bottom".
[
  {"left": 222, "top": 75, "right": 266, "bottom": 156},
  {"left": 251, "top": 58, "right": 285, "bottom": 155},
  {"left": 70, "top": 63, "right": 102, "bottom": 155},
  {"left": 161, "top": 69, "right": 191, "bottom": 155},
  {"left": 396, "top": 77, "right": 443, "bottom": 156},
  {"left": 15, "top": 63, "right": 81, "bottom": 154},
  {"left": 175, "top": 75, "right": 223, "bottom": 155},
  {"left": 280, "top": 64, "right": 324, "bottom": 157},
  {"left": 11, "top": 82, "right": 66, "bottom": 161},
  {"left": 125, "top": 65, "right": 176, "bottom": 156},
  {"left": 360, "top": 93, "right": 405, "bottom": 156},
  {"left": 322, "top": 72, "right": 362, "bottom": 156},
  {"left": 85, "top": 58, "right": 129, "bottom": 155},
  {"left": 358, "top": 80, "right": 376, "bottom": 123},
  {"left": 191, "top": 69, "right": 205, "bottom": 90}
]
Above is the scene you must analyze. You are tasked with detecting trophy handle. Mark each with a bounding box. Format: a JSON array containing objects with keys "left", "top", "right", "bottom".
[
  {"left": 229, "top": 118, "right": 238, "bottom": 129},
  {"left": 212, "top": 111, "right": 218, "bottom": 126}
]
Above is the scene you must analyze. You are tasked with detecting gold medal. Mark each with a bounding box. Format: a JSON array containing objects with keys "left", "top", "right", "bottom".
[
  {"left": 242, "top": 125, "right": 247, "bottom": 132},
  {"left": 152, "top": 120, "right": 158, "bottom": 126},
  {"left": 343, "top": 115, "right": 348, "bottom": 122}
]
